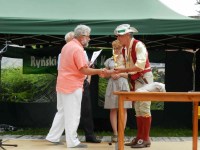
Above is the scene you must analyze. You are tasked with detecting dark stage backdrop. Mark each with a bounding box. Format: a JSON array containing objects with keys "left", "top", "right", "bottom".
[
  {"left": 164, "top": 50, "right": 194, "bottom": 128},
  {"left": 196, "top": 50, "right": 200, "bottom": 91},
  {"left": 1, "top": 48, "right": 199, "bottom": 130}
]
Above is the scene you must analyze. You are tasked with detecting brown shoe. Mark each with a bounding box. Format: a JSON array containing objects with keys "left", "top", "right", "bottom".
[
  {"left": 111, "top": 135, "right": 118, "bottom": 143},
  {"left": 131, "top": 139, "right": 151, "bottom": 148},
  {"left": 124, "top": 138, "right": 138, "bottom": 146}
]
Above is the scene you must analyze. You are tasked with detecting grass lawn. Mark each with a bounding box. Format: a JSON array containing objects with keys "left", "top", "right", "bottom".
[{"left": 0, "top": 127, "right": 194, "bottom": 137}]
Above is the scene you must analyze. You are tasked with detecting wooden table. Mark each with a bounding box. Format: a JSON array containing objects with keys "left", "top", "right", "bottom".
[{"left": 113, "top": 92, "right": 200, "bottom": 150}]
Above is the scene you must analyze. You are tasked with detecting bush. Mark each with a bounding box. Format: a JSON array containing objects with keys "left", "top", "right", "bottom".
[{"left": 1, "top": 67, "right": 56, "bottom": 103}]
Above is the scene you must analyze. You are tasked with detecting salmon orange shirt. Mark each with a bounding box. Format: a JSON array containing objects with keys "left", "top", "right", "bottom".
[{"left": 56, "top": 39, "right": 88, "bottom": 93}]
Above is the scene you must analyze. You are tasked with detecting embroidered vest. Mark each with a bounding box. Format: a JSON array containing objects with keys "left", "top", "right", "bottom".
[{"left": 122, "top": 40, "right": 151, "bottom": 81}]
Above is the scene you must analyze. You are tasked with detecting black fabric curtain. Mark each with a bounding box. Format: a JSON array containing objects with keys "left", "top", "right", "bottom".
[{"left": 164, "top": 50, "right": 193, "bottom": 128}]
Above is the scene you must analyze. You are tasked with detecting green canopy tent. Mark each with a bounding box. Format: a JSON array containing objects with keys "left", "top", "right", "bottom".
[
  {"left": 0, "top": 0, "right": 200, "bottom": 49},
  {"left": 0, "top": 0, "right": 200, "bottom": 34}
]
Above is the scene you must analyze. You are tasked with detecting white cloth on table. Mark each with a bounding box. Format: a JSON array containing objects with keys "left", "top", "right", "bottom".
[{"left": 136, "top": 82, "right": 165, "bottom": 92}]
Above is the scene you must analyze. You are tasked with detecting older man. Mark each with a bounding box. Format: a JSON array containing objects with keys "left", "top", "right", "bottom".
[
  {"left": 64, "top": 31, "right": 101, "bottom": 143},
  {"left": 114, "top": 24, "right": 153, "bottom": 148},
  {"left": 46, "top": 25, "right": 104, "bottom": 148}
]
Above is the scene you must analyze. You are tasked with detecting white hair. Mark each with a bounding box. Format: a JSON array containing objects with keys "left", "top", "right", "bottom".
[
  {"left": 74, "top": 25, "right": 91, "bottom": 38},
  {"left": 64, "top": 31, "right": 74, "bottom": 42}
]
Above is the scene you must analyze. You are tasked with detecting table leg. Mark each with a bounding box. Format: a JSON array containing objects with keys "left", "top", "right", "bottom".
[
  {"left": 118, "top": 96, "right": 124, "bottom": 150},
  {"left": 193, "top": 101, "right": 198, "bottom": 150}
]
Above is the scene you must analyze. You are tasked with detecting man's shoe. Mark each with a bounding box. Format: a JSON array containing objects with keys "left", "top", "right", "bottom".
[
  {"left": 46, "top": 139, "right": 63, "bottom": 145},
  {"left": 111, "top": 135, "right": 118, "bottom": 143},
  {"left": 73, "top": 143, "right": 88, "bottom": 148},
  {"left": 131, "top": 139, "right": 151, "bottom": 148},
  {"left": 125, "top": 138, "right": 138, "bottom": 146},
  {"left": 86, "top": 135, "right": 101, "bottom": 143}
]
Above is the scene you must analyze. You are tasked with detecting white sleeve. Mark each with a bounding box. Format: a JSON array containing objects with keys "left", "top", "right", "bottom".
[
  {"left": 84, "top": 51, "right": 89, "bottom": 63},
  {"left": 57, "top": 53, "right": 61, "bottom": 70},
  {"left": 134, "top": 42, "right": 147, "bottom": 70}
]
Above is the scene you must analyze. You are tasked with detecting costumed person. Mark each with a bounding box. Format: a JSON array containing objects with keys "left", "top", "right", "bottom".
[
  {"left": 114, "top": 24, "right": 154, "bottom": 148},
  {"left": 103, "top": 40, "right": 132, "bottom": 142}
]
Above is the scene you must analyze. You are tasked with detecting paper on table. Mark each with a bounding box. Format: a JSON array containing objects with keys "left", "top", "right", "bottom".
[{"left": 89, "top": 49, "right": 102, "bottom": 66}]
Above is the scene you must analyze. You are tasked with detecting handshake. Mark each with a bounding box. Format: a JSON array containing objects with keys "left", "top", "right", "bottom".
[{"left": 98, "top": 68, "right": 124, "bottom": 78}]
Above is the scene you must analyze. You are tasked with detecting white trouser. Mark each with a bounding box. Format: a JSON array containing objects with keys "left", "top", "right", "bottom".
[
  {"left": 46, "top": 88, "right": 82, "bottom": 148},
  {"left": 134, "top": 72, "right": 154, "bottom": 117},
  {"left": 135, "top": 81, "right": 165, "bottom": 116}
]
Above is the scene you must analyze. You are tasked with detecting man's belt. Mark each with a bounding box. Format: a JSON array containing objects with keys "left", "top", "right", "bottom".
[
  {"left": 128, "top": 69, "right": 151, "bottom": 91},
  {"left": 128, "top": 69, "right": 151, "bottom": 81}
]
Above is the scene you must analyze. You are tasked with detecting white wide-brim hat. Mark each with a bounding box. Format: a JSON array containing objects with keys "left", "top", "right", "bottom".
[{"left": 114, "top": 24, "right": 138, "bottom": 35}]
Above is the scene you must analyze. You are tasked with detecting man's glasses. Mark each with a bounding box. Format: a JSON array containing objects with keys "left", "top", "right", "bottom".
[
  {"left": 82, "top": 35, "right": 90, "bottom": 38},
  {"left": 116, "top": 35, "right": 121, "bottom": 38},
  {"left": 116, "top": 34, "right": 126, "bottom": 38}
]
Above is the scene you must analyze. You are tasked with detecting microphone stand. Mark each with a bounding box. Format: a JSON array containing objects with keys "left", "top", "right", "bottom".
[
  {"left": 0, "top": 139, "right": 17, "bottom": 150},
  {"left": 0, "top": 41, "right": 18, "bottom": 150}
]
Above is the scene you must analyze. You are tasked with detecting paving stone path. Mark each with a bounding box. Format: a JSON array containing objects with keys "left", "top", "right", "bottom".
[{"left": 0, "top": 135, "right": 200, "bottom": 142}]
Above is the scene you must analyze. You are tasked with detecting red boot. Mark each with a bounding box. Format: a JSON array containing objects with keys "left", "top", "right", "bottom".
[
  {"left": 136, "top": 116, "right": 143, "bottom": 140},
  {"left": 131, "top": 116, "right": 151, "bottom": 148},
  {"left": 125, "top": 116, "right": 143, "bottom": 146},
  {"left": 142, "top": 116, "right": 152, "bottom": 142}
]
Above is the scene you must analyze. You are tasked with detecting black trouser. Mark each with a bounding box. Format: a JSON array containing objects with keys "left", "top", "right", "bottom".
[{"left": 80, "top": 79, "right": 94, "bottom": 137}]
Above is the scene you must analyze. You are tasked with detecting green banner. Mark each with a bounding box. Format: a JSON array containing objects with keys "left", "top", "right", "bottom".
[
  {"left": 2, "top": 46, "right": 113, "bottom": 74},
  {"left": 23, "top": 46, "right": 61, "bottom": 74},
  {"left": 2, "top": 45, "right": 165, "bottom": 74}
]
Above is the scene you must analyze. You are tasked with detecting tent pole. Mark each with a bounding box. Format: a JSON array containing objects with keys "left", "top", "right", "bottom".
[
  {"left": 0, "top": 42, "right": 8, "bottom": 94},
  {"left": 192, "top": 48, "right": 199, "bottom": 92}
]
